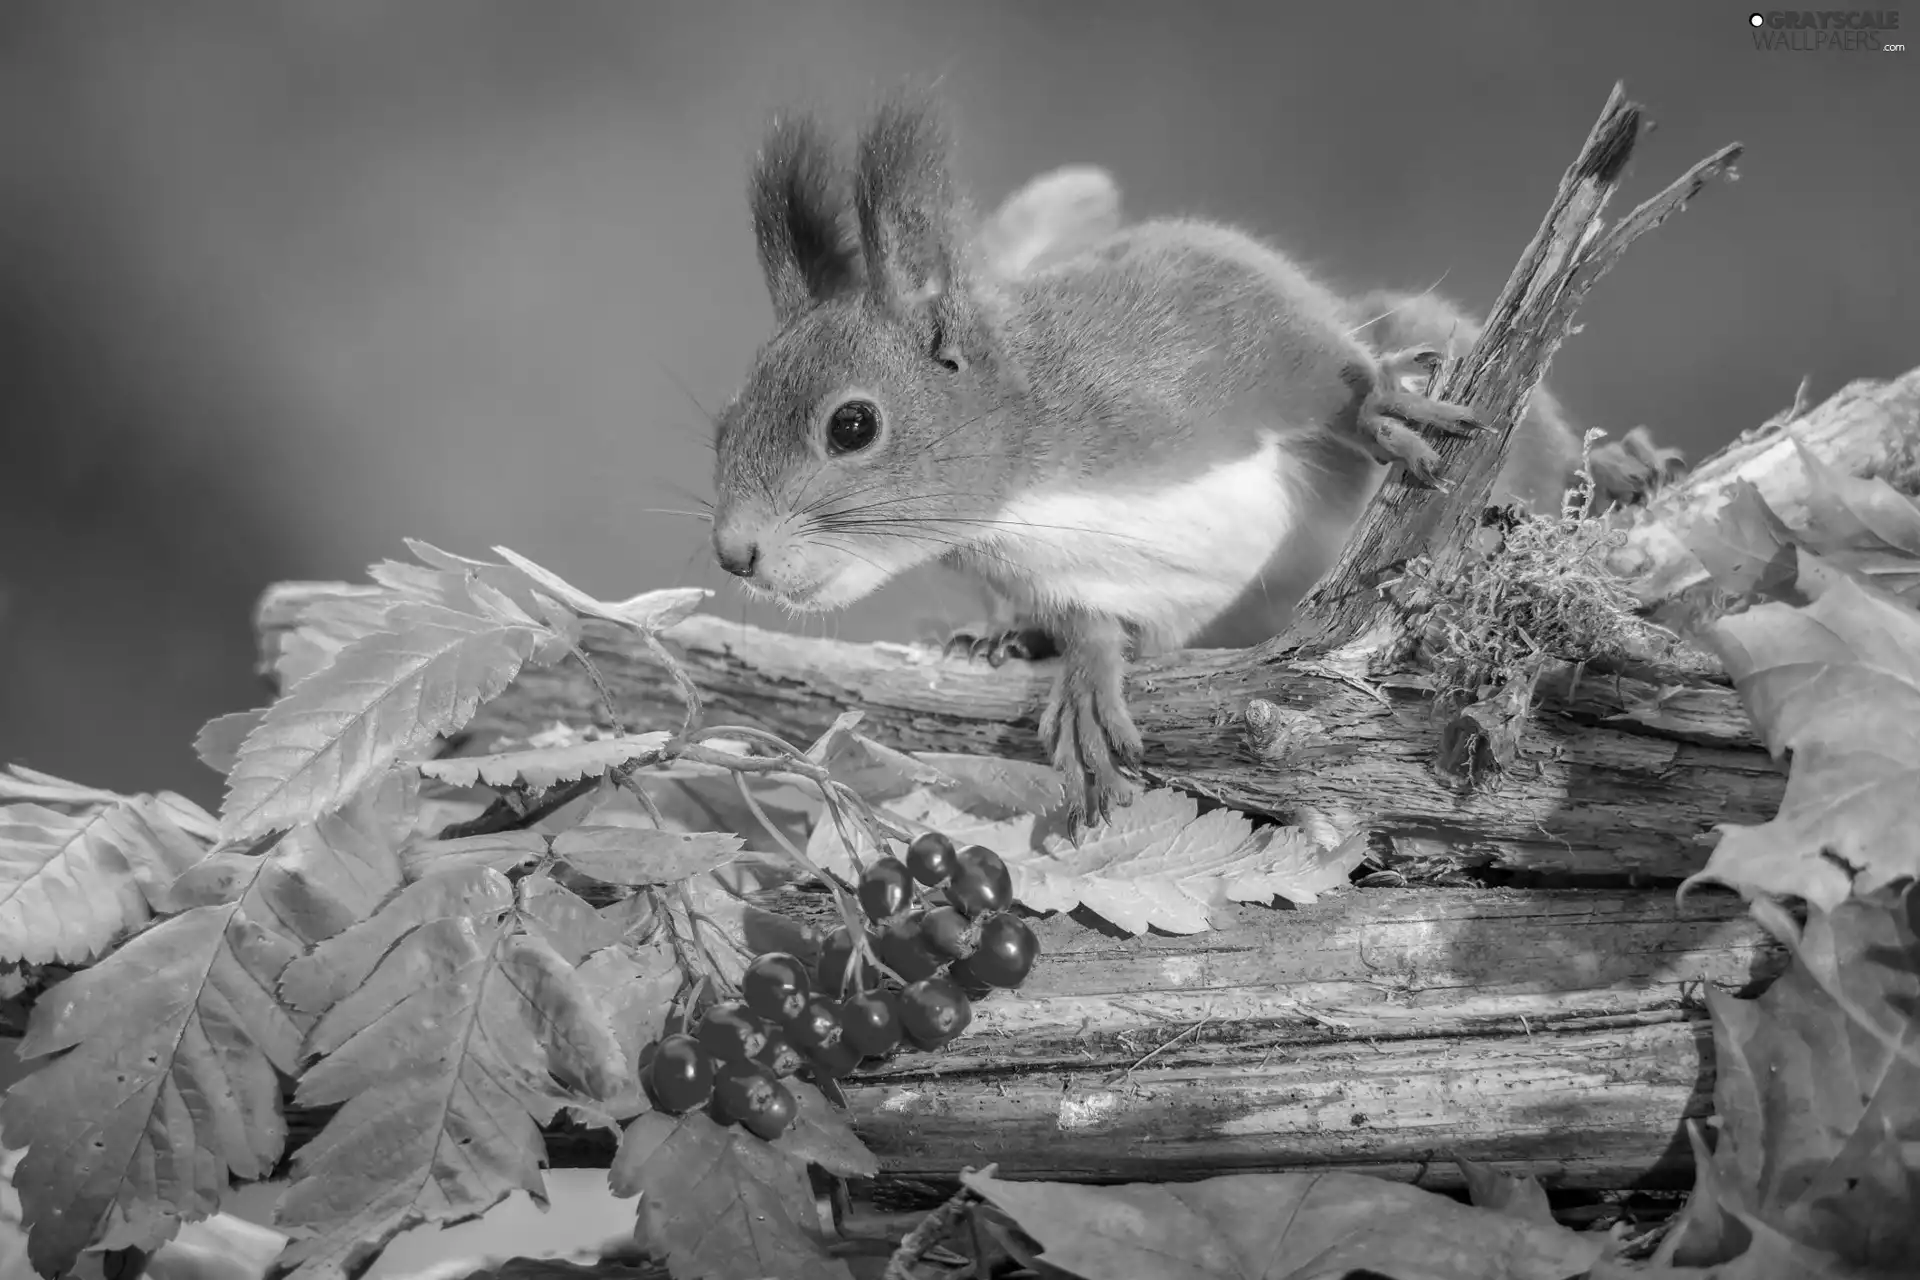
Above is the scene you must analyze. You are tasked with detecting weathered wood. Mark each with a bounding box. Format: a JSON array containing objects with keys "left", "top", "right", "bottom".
[
  {"left": 272, "top": 885, "right": 1777, "bottom": 1192},
  {"left": 257, "top": 583, "right": 1775, "bottom": 882}
]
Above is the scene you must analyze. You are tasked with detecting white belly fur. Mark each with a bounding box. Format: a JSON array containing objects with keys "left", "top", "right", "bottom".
[{"left": 978, "top": 431, "right": 1304, "bottom": 652}]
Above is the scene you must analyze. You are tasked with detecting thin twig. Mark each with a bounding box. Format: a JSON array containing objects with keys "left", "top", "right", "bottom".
[
  {"left": 883, "top": 1179, "right": 987, "bottom": 1280},
  {"left": 1107, "top": 1012, "right": 1214, "bottom": 1086}
]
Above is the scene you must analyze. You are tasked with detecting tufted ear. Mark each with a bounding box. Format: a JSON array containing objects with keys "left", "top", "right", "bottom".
[
  {"left": 749, "top": 112, "right": 863, "bottom": 324},
  {"left": 852, "top": 92, "right": 979, "bottom": 361}
]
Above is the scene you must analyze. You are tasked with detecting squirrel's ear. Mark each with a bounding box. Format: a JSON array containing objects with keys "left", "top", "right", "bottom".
[
  {"left": 750, "top": 112, "right": 862, "bottom": 324},
  {"left": 853, "top": 92, "right": 969, "bottom": 335}
]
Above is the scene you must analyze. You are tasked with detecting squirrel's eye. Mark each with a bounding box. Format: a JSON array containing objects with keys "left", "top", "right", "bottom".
[{"left": 826, "top": 400, "right": 880, "bottom": 454}]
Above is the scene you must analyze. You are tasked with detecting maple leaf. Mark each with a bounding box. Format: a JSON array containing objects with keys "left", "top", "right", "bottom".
[
  {"left": 813, "top": 787, "right": 1359, "bottom": 934},
  {"left": 609, "top": 1110, "right": 851, "bottom": 1280},
  {"left": 1455, "top": 1156, "right": 1557, "bottom": 1229},
  {"left": 1687, "top": 481, "right": 1804, "bottom": 606},
  {"left": 221, "top": 593, "right": 552, "bottom": 843},
  {"left": 0, "top": 778, "right": 411, "bottom": 1277},
  {"left": 416, "top": 733, "right": 671, "bottom": 791},
  {"left": 1661, "top": 896, "right": 1920, "bottom": 1273},
  {"left": 274, "top": 920, "right": 628, "bottom": 1279},
  {"left": 1682, "top": 571, "right": 1920, "bottom": 908},
  {"left": 1790, "top": 441, "right": 1920, "bottom": 603},
  {"left": 960, "top": 1167, "right": 1604, "bottom": 1280},
  {"left": 0, "top": 778, "right": 212, "bottom": 964}
]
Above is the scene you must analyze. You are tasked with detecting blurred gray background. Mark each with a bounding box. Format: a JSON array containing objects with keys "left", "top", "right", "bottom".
[{"left": 2, "top": 0, "right": 1916, "bottom": 819}]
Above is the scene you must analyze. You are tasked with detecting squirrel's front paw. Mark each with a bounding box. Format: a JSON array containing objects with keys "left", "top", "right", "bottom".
[
  {"left": 943, "top": 625, "right": 1059, "bottom": 667},
  {"left": 1038, "top": 654, "right": 1143, "bottom": 830},
  {"left": 1351, "top": 353, "right": 1484, "bottom": 488}
]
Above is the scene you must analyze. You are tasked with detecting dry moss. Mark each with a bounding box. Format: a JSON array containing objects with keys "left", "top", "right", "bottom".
[{"left": 1388, "top": 430, "right": 1686, "bottom": 711}]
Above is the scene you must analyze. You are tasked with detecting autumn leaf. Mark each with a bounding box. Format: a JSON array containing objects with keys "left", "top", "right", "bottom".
[
  {"left": 1682, "top": 570, "right": 1920, "bottom": 908},
  {"left": 275, "top": 865, "right": 516, "bottom": 1014},
  {"left": 0, "top": 784, "right": 211, "bottom": 964},
  {"left": 550, "top": 823, "right": 744, "bottom": 887},
  {"left": 1790, "top": 440, "right": 1920, "bottom": 602},
  {"left": 275, "top": 587, "right": 401, "bottom": 690},
  {"left": 609, "top": 1110, "right": 851, "bottom": 1280},
  {"left": 575, "top": 938, "right": 682, "bottom": 1119},
  {"left": 813, "top": 787, "right": 1359, "bottom": 935},
  {"left": 1687, "top": 481, "right": 1803, "bottom": 606},
  {"left": 0, "top": 778, "right": 412, "bottom": 1277},
  {"left": 520, "top": 875, "right": 625, "bottom": 965},
  {"left": 488, "top": 545, "right": 710, "bottom": 633},
  {"left": 401, "top": 831, "right": 549, "bottom": 880},
  {"left": 1456, "top": 1156, "right": 1557, "bottom": 1229},
  {"left": 275, "top": 921, "right": 628, "bottom": 1279},
  {"left": 221, "top": 594, "right": 552, "bottom": 842},
  {"left": 1660, "top": 896, "right": 1920, "bottom": 1273},
  {"left": 767, "top": 1080, "right": 878, "bottom": 1179},
  {"left": 960, "top": 1167, "right": 1605, "bottom": 1280},
  {"left": 417, "top": 733, "right": 671, "bottom": 791}
]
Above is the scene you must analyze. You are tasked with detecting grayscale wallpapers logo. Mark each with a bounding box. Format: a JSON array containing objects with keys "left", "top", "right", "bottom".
[{"left": 1748, "top": 10, "right": 1905, "bottom": 50}]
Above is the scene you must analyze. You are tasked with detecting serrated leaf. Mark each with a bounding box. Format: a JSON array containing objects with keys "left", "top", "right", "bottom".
[
  {"left": 550, "top": 824, "right": 744, "bottom": 887},
  {"left": 0, "top": 794, "right": 210, "bottom": 964},
  {"left": 961, "top": 1167, "right": 1604, "bottom": 1280},
  {"left": 1661, "top": 897, "right": 1920, "bottom": 1272},
  {"left": 916, "top": 752, "right": 1066, "bottom": 816},
  {"left": 626, "top": 768, "right": 821, "bottom": 862},
  {"left": 813, "top": 787, "right": 1358, "bottom": 935},
  {"left": 522, "top": 875, "right": 623, "bottom": 966},
  {"left": 576, "top": 939, "right": 682, "bottom": 1095},
  {"left": 401, "top": 831, "right": 549, "bottom": 880},
  {"left": 194, "top": 708, "right": 271, "bottom": 777},
  {"left": 489, "top": 546, "right": 710, "bottom": 633},
  {"left": 767, "top": 1080, "right": 877, "bottom": 1179},
  {"left": 275, "top": 922, "right": 627, "bottom": 1279},
  {"left": 0, "top": 891, "right": 309, "bottom": 1275},
  {"left": 276, "top": 865, "right": 515, "bottom": 1014},
  {"left": 222, "top": 598, "right": 548, "bottom": 842},
  {"left": 609, "top": 1110, "right": 851, "bottom": 1280},
  {"left": 1682, "top": 572, "right": 1920, "bottom": 908},
  {"left": 278, "top": 589, "right": 402, "bottom": 689},
  {"left": 418, "top": 733, "right": 671, "bottom": 791},
  {"left": 0, "top": 764, "right": 130, "bottom": 807},
  {"left": 668, "top": 872, "right": 819, "bottom": 990}
]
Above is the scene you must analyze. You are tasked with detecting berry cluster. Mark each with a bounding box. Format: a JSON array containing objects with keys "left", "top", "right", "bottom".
[{"left": 644, "top": 833, "right": 1039, "bottom": 1142}]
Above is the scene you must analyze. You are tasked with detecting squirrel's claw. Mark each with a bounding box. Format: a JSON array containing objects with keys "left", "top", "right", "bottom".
[
  {"left": 1038, "top": 638, "right": 1142, "bottom": 834},
  {"left": 943, "top": 625, "right": 1058, "bottom": 667}
]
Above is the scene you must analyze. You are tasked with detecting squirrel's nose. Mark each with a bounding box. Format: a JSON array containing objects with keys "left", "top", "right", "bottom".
[{"left": 713, "top": 526, "right": 761, "bottom": 579}]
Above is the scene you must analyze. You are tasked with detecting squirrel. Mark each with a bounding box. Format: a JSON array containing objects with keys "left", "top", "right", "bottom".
[{"left": 708, "top": 94, "right": 1665, "bottom": 827}]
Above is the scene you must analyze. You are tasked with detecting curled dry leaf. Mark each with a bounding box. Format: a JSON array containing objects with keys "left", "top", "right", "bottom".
[
  {"left": 960, "top": 1167, "right": 1605, "bottom": 1280},
  {"left": 1683, "top": 570, "right": 1920, "bottom": 909}
]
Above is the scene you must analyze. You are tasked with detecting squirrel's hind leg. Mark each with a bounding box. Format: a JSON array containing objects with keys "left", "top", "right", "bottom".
[{"left": 1038, "top": 612, "right": 1142, "bottom": 830}]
